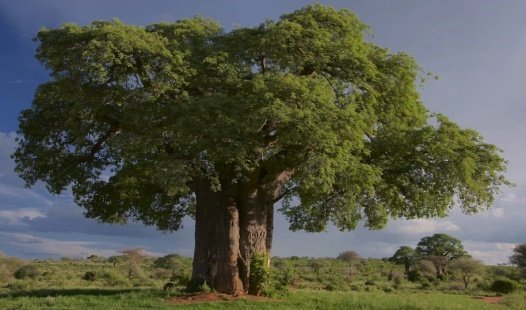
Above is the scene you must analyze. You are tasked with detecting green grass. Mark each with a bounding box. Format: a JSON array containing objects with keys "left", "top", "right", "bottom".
[
  {"left": 0, "top": 288, "right": 520, "bottom": 309},
  {"left": 0, "top": 288, "right": 176, "bottom": 309}
]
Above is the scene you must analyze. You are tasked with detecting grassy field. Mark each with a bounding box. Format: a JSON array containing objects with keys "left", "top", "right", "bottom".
[
  {"left": 1, "top": 253, "right": 525, "bottom": 309},
  {"left": 1, "top": 287, "right": 524, "bottom": 309}
]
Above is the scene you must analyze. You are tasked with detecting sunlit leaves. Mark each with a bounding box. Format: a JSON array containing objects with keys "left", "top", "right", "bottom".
[{"left": 13, "top": 4, "right": 512, "bottom": 233}]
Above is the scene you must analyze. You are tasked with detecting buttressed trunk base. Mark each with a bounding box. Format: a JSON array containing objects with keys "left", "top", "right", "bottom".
[{"left": 191, "top": 177, "right": 273, "bottom": 295}]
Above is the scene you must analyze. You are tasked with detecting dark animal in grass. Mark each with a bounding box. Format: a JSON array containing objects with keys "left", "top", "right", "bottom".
[{"left": 163, "top": 282, "right": 176, "bottom": 290}]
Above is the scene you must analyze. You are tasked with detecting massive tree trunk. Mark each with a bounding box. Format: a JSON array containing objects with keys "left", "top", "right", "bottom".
[
  {"left": 191, "top": 169, "right": 278, "bottom": 295},
  {"left": 191, "top": 178, "right": 245, "bottom": 295}
]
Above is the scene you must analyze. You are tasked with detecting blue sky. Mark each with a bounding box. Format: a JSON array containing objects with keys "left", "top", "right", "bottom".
[{"left": 0, "top": 0, "right": 525, "bottom": 264}]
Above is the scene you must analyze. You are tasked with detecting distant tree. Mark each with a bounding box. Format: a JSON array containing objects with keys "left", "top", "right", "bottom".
[
  {"left": 389, "top": 246, "right": 418, "bottom": 273},
  {"left": 308, "top": 259, "right": 329, "bottom": 274},
  {"left": 119, "top": 248, "right": 148, "bottom": 278},
  {"left": 60, "top": 256, "right": 74, "bottom": 262},
  {"left": 337, "top": 251, "right": 362, "bottom": 263},
  {"left": 337, "top": 250, "right": 362, "bottom": 277},
  {"left": 509, "top": 243, "right": 526, "bottom": 268},
  {"left": 416, "top": 260, "right": 437, "bottom": 276},
  {"left": 87, "top": 254, "right": 106, "bottom": 263},
  {"left": 153, "top": 254, "right": 182, "bottom": 269},
  {"left": 450, "top": 257, "right": 485, "bottom": 289},
  {"left": 416, "top": 234, "right": 468, "bottom": 276},
  {"left": 108, "top": 255, "right": 124, "bottom": 267}
]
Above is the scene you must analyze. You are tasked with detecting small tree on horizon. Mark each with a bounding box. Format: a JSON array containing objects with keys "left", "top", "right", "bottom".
[
  {"left": 450, "top": 257, "right": 485, "bottom": 289},
  {"left": 390, "top": 246, "right": 418, "bottom": 274},
  {"left": 337, "top": 250, "right": 362, "bottom": 277},
  {"left": 509, "top": 243, "right": 526, "bottom": 268},
  {"left": 119, "top": 248, "right": 148, "bottom": 279},
  {"left": 416, "top": 234, "right": 469, "bottom": 276}
]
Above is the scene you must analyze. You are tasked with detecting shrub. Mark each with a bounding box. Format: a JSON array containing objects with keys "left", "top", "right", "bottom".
[
  {"left": 407, "top": 270, "right": 422, "bottom": 282},
  {"left": 382, "top": 286, "right": 396, "bottom": 293},
  {"left": 8, "top": 281, "right": 30, "bottom": 292},
  {"left": 490, "top": 277, "right": 519, "bottom": 294},
  {"left": 83, "top": 271, "right": 96, "bottom": 281},
  {"left": 186, "top": 281, "right": 213, "bottom": 293},
  {"left": 13, "top": 265, "right": 40, "bottom": 279},
  {"left": 170, "top": 270, "right": 191, "bottom": 286},
  {"left": 100, "top": 270, "right": 130, "bottom": 287}
]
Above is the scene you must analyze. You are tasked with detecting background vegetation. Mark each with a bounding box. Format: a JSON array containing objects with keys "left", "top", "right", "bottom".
[{"left": 2, "top": 241, "right": 526, "bottom": 309}]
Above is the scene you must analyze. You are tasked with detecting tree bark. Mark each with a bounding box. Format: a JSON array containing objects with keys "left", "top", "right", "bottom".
[
  {"left": 191, "top": 176, "right": 272, "bottom": 295},
  {"left": 191, "top": 178, "right": 244, "bottom": 295},
  {"left": 238, "top": 168, "right": 270, "bottom": 295},
  {"left": 191, "top": 167, "right": 291, "bottom": 295}
]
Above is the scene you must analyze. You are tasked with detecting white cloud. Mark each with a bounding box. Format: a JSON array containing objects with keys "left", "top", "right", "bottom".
[
  {"left": 0, "top": 232, "right": 120, "bottom": 258},
  {"left": 394, "top": 219, "right": 460, "bottom": 235},
  {"left": 0, "top": 183, "right": 53, "bottom": 205},
  {"left": 0, "top": 131, "right": 18, "bottom": 155},
  {"left": 499, "top": 193, "right": 525, "bottom": 205},
  {"left": 0, "top": 208, "right": 45, "bottom": 225},
  {"left": 463, "top": 241, "right": 517, "bottom": 265},
  {"left": 492, "top": 208, "right": 505, "bottom": 218}
]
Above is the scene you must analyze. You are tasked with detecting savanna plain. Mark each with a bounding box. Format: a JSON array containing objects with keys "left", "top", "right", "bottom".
[{"left": 1, "top": 249, "right": 526, "bottom": 309}]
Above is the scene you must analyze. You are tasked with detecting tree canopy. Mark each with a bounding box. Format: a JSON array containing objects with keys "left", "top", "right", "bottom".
[
  {"left": 12, "top": 4, "right": 512, "bottom": 294},
  {"left": 509, "top": 243, "right": 526, "bottom": 268},
  {"left": 390, "top": 246, "right": 418, "bottom": 273},
  {"left": 337, "top": 251, "right": 362, "bottom": 263},
  {"left": 13, "top": 4, "right": 511, "bottom": 233},
  {"left": 449, "top": 257, "right": 484, "bottom": 289},
  {"left": 416, "top": 234, "right": 468, "bottom": 260}
]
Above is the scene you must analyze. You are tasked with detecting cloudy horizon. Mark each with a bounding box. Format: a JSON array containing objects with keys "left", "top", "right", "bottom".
[{"left": 0, "top": 0, "right": 525, "bottom": 265}]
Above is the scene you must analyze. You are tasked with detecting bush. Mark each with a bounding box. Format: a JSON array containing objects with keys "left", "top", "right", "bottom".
[
  {"left": 252, "top": 253, "right": 290, "bottom": 297},
  {"left": 407, "top": 270, "right": 422, "bottom": 282},
  {"left": 186, "top": 281, "right": 213, "bottom": 293},
  {"left": 83, "top": 271, "right": 96, "bottom": 281},
  {"left": 7, "top": 281, "right": 30, "bottom": 292},
  {"left": 170, "top": 270, "right": 191, "bottom": 286},
  {"left": 382, "top": 286, "right": 396, "bottom": 293},
  {"left": 490, "top": 277, "right": 519, "bottom": 294},
  {"left": 13, "top": 265, "right": 40, "bottom": 279},
  {"left": 100, "top": 270, "right": 130, "bottom": 287}
]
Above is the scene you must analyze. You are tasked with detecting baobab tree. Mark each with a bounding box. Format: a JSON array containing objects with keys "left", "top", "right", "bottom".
[{"left": 13, "top": 4, "right": 511, "bottom": 295}]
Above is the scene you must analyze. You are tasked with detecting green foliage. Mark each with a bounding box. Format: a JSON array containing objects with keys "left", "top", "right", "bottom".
[
  {"left": 11, "top": 3, "right": 513, "bottom": 294},
  {"left": 510, "top": 243, "right": 526, "bottom": 268},
  {"left": 336, "top": 251, "right": 362, "bottom": 263},
  {"left": 490, "top": 277, "right": 519, "bottom": 294},
  {"left": 119, "top": 248, "right": 147, "bottom": 279},
  {"left": 13, "top": 3, "right": 511, "bottom": 236},
  {"left": 170, "top": 270, "right": 191, "bottom": 286},
  {"left": 186, "top": 281, "right": 213, "bottom": 293},
  {"left": 100, "top": 269, "right": 130, "bottom": 287},
  {"left": 407, "top": 270, "right": 422, "bottom": 283},
  {"left": 153, "top": 254, "right": 183, "bottom": 269},
  {"left": 416, "top": 234, "right": 468, "bottom": 260},
  {"left": 7, "top": 281, "right": 31, "bottom": 292},
  {"left": 83, "top": 271, "right": 96, "bottom": 281},
  {"left": 249, "top": 253, "right": 270, "bottom": 296},
  {"left": 389, "top": 246, "right": 418, "bottom": 273},
  {"left": 13, "top": 265, "right": 40, "bottom": 280},
  {"left": 449, "top": 257, "right": 485, "bottom": 289}
]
